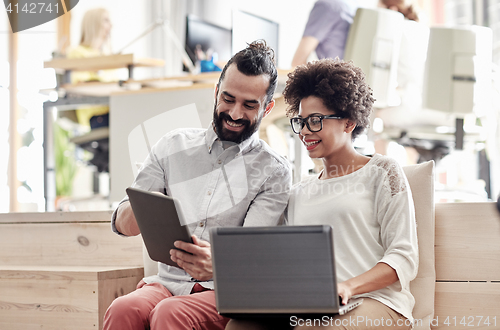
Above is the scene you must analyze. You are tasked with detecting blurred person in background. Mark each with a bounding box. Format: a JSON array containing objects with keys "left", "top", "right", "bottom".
[
  {"left": 67, "top": 7, "right": 115, "bottom": 128},
  {"left": 292, "top": 0, "right": 419, "bottom": 67}
]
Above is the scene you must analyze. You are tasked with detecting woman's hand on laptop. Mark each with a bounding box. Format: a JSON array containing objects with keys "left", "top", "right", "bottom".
[
  {"left": 170, "top": 235, "right": 213, "bottom": 281},
  {"left": 337, "top": 263, "right": 399, "bottom": 306},
  {"left": 337, "top": 282, "right": 353, "bottom": 306}
]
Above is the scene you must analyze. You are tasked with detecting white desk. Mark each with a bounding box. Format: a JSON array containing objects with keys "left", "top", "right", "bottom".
[{"left": 109, "top": 84, "right": 216, "bottom": 202}]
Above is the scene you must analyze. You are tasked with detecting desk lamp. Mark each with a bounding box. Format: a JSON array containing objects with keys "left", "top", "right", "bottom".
[{"left": 116, "top": 19, "right": 195, "bottom": 74}]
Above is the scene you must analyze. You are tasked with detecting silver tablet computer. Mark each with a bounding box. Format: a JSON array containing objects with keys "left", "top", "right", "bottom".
[{"left": 126, "top": 187, "right": 192, "bottom": 268}]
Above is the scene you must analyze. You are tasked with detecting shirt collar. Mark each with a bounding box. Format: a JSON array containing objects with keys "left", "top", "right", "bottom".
[
  {"left": 205, "top": 122, "right": 219, "bottom": 153},
  {"left": 205, "top": 121, "right": 259, "bottom": 154}
]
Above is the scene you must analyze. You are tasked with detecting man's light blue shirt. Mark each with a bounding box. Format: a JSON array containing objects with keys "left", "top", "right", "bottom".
[{"left": 112, "top": 123, "right": 291, "bottom": 295}]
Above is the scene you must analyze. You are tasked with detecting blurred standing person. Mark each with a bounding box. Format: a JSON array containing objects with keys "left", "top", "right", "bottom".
[
  {"left": 67, "top": 7, "right": 115, "bottom": 128},
  {"left": 291, "top": 0, "right": 419, "bottom": 68},
  {"left": 291, "top": 0, "right": 358, "bottom": 67},
  {"left": 68, "top": 7, "right": 114, "bottom": 83},
  {"left": 379, "top": 0, "right": 419, "bottom": 21}
]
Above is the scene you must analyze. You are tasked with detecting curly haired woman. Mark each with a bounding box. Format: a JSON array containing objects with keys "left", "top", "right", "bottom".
[{"left": 226, "top": 59, "right": 418, "bottom": 330}]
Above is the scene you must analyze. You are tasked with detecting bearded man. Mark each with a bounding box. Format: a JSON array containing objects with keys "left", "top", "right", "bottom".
[{"left": 103, "top": 40, "right": 291, "bottom": 330}]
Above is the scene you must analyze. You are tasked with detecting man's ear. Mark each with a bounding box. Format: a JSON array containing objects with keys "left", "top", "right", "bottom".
[
  {"left": 214, "top": 85, "right": 219, "bottom": 99},
  {"left": 263, "top": 99, "right": 275, "bottom": 118},
  {"left": 345, "top": 120, "right": 356, "bottom": 134}
]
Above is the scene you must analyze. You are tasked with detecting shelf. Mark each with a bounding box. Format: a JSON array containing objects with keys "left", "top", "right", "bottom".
[{"left": 44, "top": 53, "right": 164, "bottom": 72}]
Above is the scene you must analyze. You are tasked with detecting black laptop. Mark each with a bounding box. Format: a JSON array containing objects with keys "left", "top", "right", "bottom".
[{"left": 210, "top": 225, "right": 363, "bottom": 317}]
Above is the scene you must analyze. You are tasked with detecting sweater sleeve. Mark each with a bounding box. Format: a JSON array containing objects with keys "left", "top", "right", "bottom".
[{"left": 376, "top": 159, "right": 419, "bottom": 291}]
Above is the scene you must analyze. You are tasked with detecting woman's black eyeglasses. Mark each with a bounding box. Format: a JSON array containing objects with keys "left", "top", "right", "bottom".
[{"left": 290, "top": 114, "right": 344, "bottom": 134}]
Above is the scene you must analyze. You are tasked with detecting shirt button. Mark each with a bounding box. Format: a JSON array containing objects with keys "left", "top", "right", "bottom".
[
  {"left": 199, "top": 222, "right": 204, "bottom": 227},
  {"left": 207, "top": 191, "right": 212, "bottom": 195},
  {"left": 217, "top": 160, "right": 222, "bottom": 164}
]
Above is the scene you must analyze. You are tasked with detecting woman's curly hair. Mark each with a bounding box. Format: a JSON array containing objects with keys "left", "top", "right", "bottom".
[{"left": 283, "top": 59, "right": 375, "bottom": 140}]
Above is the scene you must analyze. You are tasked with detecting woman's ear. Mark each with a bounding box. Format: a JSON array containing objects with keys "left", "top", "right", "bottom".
[{"left": 345, "top": 120, "right": 356, "bottom": 134}]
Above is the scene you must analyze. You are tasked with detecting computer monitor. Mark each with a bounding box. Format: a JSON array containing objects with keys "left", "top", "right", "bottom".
[
  {"left": 343, "top": 8, "right": 404, "bottom": 108},
  {"left": 185, "top": 15, "right": 232, "bottom": 69},
  {"left": 423, "top": 26, "right": 492, "bottom": 115},
  {"left": 422, "top": 25, "right": 492, "bottom": 150},
  {"left": 232, "top": 10, "right": 279, "bottom": 65}
]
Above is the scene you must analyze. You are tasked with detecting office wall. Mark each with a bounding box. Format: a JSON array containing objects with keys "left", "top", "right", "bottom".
[
  {"left": 1, "top": 10, "right": 7, "bottom": 61},
  {"left": 196, "top": 0, "right": 377, "bottom": 69},
  {"left": 1, "top": 10, "right": 9, "bottom": 213},
  {"left": 68, "top": 0, "right": 380, "bottom": 71},
  {"left": 195, "top": 0, "right": 315, "bottom": 69},
  {"left": 68, "top": 0, "right": 195, "bottom": 78},
  {"left": 1, "top": 9, "right": 57, "bottom": 212}
]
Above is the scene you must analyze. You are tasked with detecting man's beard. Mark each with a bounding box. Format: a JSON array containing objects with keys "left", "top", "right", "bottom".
[{"left": 213, "top": 103, "right": 262, "bottom": 144}]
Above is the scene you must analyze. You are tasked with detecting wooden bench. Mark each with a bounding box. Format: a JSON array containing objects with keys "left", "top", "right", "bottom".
[
  {"left": 1, "top": 202, "right": 499, "bottom": 329},
  {"left": 433, "top": 202, "right": 500, "bottom": 329},
  {"left": 0, "top": 211, "right": 144, "bottom": 330}
]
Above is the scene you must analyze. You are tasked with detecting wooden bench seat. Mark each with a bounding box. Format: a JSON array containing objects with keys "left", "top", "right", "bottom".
[
  {"left": 1, "top": 202, "right": 499, "bottom": 329},
  {"left": 433, "top": 202, "right": 500, "bottom": 329},
  {"left": 0, "top": 265, "right": 143, "bottom": 330},
  {"left": 0, "top": 211, "right": 144, "bottom": 330}
]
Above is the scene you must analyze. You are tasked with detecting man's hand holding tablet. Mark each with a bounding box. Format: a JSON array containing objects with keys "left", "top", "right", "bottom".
[{"left": 170, "top": 235, "right": 213, "bottom": 281}]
